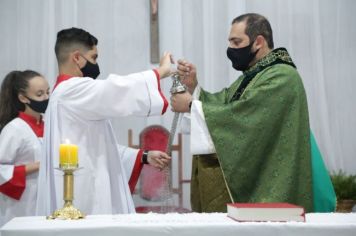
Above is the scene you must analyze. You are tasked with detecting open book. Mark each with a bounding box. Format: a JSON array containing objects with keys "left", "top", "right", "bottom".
[{"left": 227, "top": 203, "right": 305, "bottom": 222}]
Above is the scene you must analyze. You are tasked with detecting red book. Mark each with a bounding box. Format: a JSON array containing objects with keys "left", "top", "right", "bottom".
[{"left": 227, "top": 203, "right": 305, "bottom": 222}]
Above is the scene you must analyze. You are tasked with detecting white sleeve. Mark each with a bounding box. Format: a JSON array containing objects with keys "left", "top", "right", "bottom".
[
  {"left": 61, "top": 70, "right": 168, "bottom": 120},
  {"left": 0, "top": 124, "right": 20, "bottom": 185},
  {"left": 117, "top": 145, "right": 140, "bottom": 180},
  {"left": 180, "top": 86, "right": 216, "bottom": 155},
  {"left": 0, "top": 165, "right": 14, "bottom": 185},
  {"left": 190, "top": 100, "right": 216, "bottom": 155},
  {"left": 180, "top": 86, "right": 201, "bottom": 134},
  {"left": 180, "top": 112, "right": 191, "bottom": 134}
]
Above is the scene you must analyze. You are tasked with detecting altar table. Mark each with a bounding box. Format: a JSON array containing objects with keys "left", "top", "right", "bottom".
[{"left": 1, "top": 213, "right": 356, "bottom": 236}]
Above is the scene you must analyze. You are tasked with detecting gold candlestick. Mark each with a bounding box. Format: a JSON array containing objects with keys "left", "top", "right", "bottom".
[{"left": 47, "top": 165, "right": 85, "bottom": 220}]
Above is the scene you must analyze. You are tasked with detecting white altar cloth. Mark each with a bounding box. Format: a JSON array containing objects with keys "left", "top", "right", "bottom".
[{"left": 1, "top": 213, "right": 356, "bottom": 236}]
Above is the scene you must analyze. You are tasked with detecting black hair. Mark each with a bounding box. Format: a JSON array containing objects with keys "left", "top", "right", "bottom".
[
  {"left": 0, "top": 70, "right": 42, "bottom": 131},
  {"left": 55, "top": 27, "right": 98, "bottom": 64},
  {"left": 232, "top": 13, "right": 274, "bottom": 49}
]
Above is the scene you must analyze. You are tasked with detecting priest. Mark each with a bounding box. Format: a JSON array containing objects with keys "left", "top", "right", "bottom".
[{"left": 171, "top": 13, "right": 334, "bottom": 213}]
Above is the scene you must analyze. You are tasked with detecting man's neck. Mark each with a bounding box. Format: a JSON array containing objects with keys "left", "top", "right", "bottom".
[
  {"left": 58, "top": 64, "right": 82, "bottom": 77},
  {"left": 249, "top": 47, "right": 272, "bottom": 68}
]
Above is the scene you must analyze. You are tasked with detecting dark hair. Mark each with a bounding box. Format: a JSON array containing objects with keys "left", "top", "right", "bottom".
[
  {"left": 232, "top": 13, "right": 274, "bottom": 49},
  {"left": 0, "top": 70, "right": 42, "bottom": 131},
  {"left": 55, "top": 27, "right": 98, "bottom": 64}
]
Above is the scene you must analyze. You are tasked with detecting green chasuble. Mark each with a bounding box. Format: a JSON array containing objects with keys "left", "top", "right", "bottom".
[
  {"left": 311, "top": 131, "right": 336, "bottom": 212},
  {"left": 191, "top": 48, "right": 314, "bottom": 212}
]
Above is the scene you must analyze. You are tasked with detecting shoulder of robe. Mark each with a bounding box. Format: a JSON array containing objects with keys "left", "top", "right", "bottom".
[
  {"left": 1, "top": 118, "right": 26, "bottom": 134},
  {"left": 253, "top": 63, "right": 301, "bottom": 88},
  {"left": 0, "top": 118, "right": 26, "bottom": 144},
  {"left": 53, "top": 77, "right": 95, "bottom": 99}
]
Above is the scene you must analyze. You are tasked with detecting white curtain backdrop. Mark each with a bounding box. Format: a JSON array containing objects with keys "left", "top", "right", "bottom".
[{"left": 1, "top": 0, "right": 355, "bottom": 209}]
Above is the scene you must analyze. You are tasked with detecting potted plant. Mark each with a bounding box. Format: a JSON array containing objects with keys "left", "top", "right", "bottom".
[{"left": 330, "top": 170, "right": 356, "bottom": 212}]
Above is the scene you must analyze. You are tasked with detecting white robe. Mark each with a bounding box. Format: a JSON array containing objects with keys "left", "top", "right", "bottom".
[
  {"left": 0, "top": 118, "right": 42, "bottom": 227},
  {"left": 181, "top": 86, "right": 216, "bottom": 155},
  {"left": 36, "top": 70, "right": 167, "bottom": 216}
]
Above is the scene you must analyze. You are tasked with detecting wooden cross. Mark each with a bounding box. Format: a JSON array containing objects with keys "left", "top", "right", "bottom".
[{"left": 150, "top": 0, "right": 159, "bottom": 63}]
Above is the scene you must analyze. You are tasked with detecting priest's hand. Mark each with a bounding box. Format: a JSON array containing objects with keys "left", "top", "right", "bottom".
[
  {"left": 170, "top": 92, "right": 192, "bottom": 113},
  {"left": 147, "top": 151, "right": 171, "bottom": 170},
  {"left": 157, "top": 51, "right": 175, "bottom": 79},
  {"left": 177, "top": 59, "right": 198, "bottom": 94}
]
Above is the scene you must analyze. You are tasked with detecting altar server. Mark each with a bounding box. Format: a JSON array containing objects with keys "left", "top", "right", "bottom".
[
  {"left": 0, "top": 70, "right": 49, "bottom": 226},
  {"left": 36, "top": 27, "right": 172, "bottom": 216}
]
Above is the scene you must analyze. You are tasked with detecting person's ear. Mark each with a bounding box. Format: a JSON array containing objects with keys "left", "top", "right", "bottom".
[
  {"left": 254, "top": 35, "right": 265, "bottom": 50},
  {"left": 72, "top": 50, "right": 81, "bottom": 64},
  {"left": 18, "top": 93, "right": 29, "bottom": 104}
]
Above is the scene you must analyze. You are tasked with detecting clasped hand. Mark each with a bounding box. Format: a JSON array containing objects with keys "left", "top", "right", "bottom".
[
  {"left": 170, "top": 59, "right": 197, "bottom": 112},
  {"left": 147, "top": 150, "right": 171, "bottom": 171},
  {"left": 170, "top": 92, "right": 192, "bottom": 113}
]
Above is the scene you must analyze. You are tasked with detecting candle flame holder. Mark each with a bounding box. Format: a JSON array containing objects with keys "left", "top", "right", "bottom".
[{"left": 47, "top": 164, "right": 85, "bottom": 220}]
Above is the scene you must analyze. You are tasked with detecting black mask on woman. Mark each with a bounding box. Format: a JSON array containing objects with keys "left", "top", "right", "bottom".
[
  {"left": 226, "top": 41, "right": 259, "bottom": 71},
  {"left": 80, "top": 56, "right": 100, "bottom": 79},
  {"left": 26, "top": 97, "right": 49, "bottom": 113}
]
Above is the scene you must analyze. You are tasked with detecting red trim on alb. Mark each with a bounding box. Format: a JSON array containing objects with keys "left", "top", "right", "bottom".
[
  {"left": 153, "top": 69, "right": 168, "bottom": 115},
  {"left": 53, "top": 74, "right": 74, "bottom": 91},
  {"left": 128, "top": 149, "right": 144, "bottom": 193},
  {"left": 18, "top": 112, "right": 44, "bottom": 137},
  {"left": 0, "top": 165, "right": 26, "bottom": 200}
]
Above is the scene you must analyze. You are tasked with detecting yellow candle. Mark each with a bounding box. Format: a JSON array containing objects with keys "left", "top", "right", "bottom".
[{"left": 59, "top": 141, "right": 78, "bottom": 167}]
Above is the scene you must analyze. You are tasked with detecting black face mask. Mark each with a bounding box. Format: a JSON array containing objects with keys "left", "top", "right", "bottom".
[
  {"left": 25, "top": 97, "right": 49, "bottom": 113},
  {"left": 226, "top": 41, "right": 259, "bottom": 71},
  {"left": 80, "top": 56, "right": 100, "bottom": 79}
]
